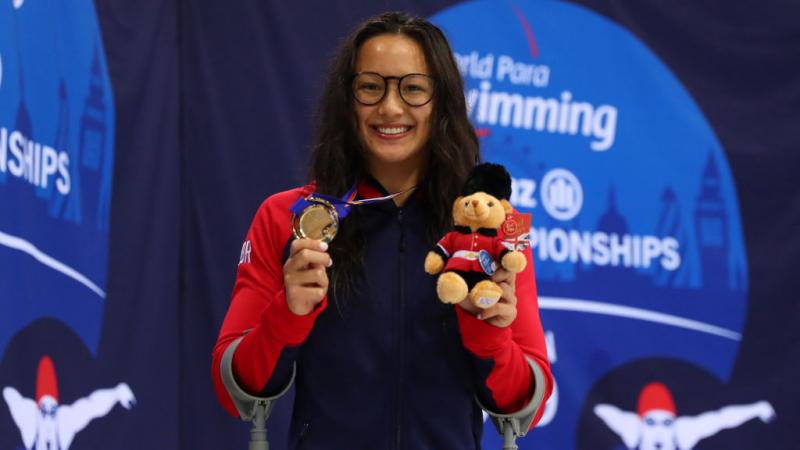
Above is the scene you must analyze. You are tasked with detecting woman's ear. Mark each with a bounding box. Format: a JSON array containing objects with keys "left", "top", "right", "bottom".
[{"left": 501, "top": 199, "right": 513, "bottom": 214}]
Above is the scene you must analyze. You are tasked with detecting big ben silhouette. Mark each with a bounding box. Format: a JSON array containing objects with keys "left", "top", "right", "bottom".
[
  {"left": 62, "top": 44, "right": 108, "bottom": 229},
  {"left": 80, "top": 45, "right": 109, "bottom": 231},
  {"left": 694, "top": 153, "right": 729, "bottom": 290}
]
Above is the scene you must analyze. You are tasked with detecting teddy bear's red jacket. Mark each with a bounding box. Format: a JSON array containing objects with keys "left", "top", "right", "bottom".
[
  {"left": 436, "top": 226, "right": 509, "bottom": 275},
  {"left": 211, "top": 180, "right": 552, "bottom": 450}
]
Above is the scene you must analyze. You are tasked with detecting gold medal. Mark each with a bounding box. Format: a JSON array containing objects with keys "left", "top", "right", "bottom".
[
  {"left": 291, "top": 198, "right": 339, "bottom": 243},
  {"left": 289, "top": 183, "right": 417, "bottom": 243}
]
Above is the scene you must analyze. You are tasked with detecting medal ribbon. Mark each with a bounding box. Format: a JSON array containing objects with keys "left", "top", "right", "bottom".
[{"left": 289, "top": 183, "right": 416, "bottom": 220}]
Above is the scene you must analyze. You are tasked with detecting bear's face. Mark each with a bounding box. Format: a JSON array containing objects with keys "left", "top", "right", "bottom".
[{"left": 452, "top": 192, "right": 512, "bottom": 231}]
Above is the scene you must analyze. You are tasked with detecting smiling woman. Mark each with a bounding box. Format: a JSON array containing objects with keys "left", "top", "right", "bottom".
[
  {"left": 212, "top": 11, "right": 553, "bottom": 450},
  {"left": 353, "top": 34, "right": 433, "bottom": 197}
]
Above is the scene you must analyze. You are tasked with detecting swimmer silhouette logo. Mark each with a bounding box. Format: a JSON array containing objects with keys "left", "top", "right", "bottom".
[
  {"left": 0, "top": 0, "right": 118, "bottom": 447},
  {"left": 3, "top": 356, "right": 135, "bottom": 450},
  {"left": 432, "top": 1, "right": 757, "bottom": 448},
  {"left": 594, "top": 382, "right": 774, "bottom": 450}
]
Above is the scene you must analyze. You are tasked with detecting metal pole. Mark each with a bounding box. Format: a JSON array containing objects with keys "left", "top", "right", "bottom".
[
  {"left": 248, "top": 400, "right": 269, "bottom": 450},
  {"left": 501, "top": 420, "right": 518, "bottom": 450}
]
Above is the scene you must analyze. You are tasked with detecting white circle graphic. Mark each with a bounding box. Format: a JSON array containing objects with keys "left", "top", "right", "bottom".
[{"left": 540, "top": 168, "right": 583, "bottom": 221}]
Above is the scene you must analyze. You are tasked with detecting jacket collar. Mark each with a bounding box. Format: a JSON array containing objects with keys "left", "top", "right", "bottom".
[
  {"left": 454, "top": 225, "right": 497, "bottom": 237},
  {"left": 356, "top": 175, "right": 425, "bottom": 209},
  {"left": 357, "top": 176, "right": 387, "bottom": 200}
]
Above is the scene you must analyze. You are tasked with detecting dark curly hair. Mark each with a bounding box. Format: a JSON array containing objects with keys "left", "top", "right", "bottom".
[{"left": 309, "top": 11, "right": 480, "bottom": 302}]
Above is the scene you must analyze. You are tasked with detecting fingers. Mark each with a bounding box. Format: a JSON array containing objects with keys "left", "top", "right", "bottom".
[
  {"left": 284, "top": 239, "right": 331, "bottom": 315},
  {"left": 475, "top": 276, "right": 517, "bottom": 327},
  {"left": 491, "top": 268, "right": 516, "bottom": 288},
  {"left": 285, "top": 265, "right": 330, "bottom": 289},
  {"left": 497, "top": 280, "right": 516, "bottom": 306},
  {"left": 489, "top": 269, "right": 516, "bottom": 306},
  {"left": 290, "top": 238, "right": 328, "bottom": 256},
  {"left": 285, "top": 239, "right": 332, "bottom": 271},
  {"left": 457, "top": 297, "right": 481, "bottom": 316},
  {"left": 478, "top": 300, "right": 516, "bottom": 319},
  {"left": 286, "top": 285, "right": 328, "bottom": 307},
  {"left": 477, "top": 302, "right": 517, "bottom": 328}
]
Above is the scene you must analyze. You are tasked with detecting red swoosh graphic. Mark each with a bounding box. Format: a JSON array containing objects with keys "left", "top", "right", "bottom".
[{"left": 512, "top": 4, "right": 539, "bottom": 58}]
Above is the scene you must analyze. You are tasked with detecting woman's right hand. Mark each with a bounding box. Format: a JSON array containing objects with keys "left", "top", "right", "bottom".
[{"left": 283, "top": 239, "right": 332, "bottom": 316}]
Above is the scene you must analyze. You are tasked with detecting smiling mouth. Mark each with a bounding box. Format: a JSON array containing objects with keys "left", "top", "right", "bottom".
[{"left": 372, "top": 125, "right": 412, "bottom": 138}]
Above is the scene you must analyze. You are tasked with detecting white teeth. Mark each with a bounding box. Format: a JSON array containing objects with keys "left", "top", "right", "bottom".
[{"left": 376, "top": 126, "right": 410, "bottom": 135}]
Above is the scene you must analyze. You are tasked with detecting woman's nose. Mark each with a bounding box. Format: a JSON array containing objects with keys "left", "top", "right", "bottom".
[{"left": 378, "top": 83, "right": 404, "bottom": 115}]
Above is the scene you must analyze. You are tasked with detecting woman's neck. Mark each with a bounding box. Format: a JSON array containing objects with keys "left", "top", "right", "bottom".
[{"left": 368, "top": 160, "right": 425, "bottom": 207}]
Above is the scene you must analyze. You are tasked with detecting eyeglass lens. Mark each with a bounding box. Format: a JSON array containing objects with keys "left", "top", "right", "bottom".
[{"left": 353, "top": 73, "right": 433, "bottom": 106}]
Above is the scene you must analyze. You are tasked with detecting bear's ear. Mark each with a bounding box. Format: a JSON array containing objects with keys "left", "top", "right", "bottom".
[{"left": 501, "top": 199, "right": 513, "bottom": 214}]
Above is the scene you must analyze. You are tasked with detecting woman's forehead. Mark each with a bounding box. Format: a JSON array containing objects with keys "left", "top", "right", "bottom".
[{"left": 355, "top": 34, "right": 429, "bottom": 75}]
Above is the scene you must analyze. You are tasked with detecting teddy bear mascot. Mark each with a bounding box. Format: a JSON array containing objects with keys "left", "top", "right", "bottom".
[{"left": 424, "top": 163, "right": 528, "bottom": 309}]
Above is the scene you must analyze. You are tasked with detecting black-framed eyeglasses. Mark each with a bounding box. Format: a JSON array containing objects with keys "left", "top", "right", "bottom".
[{"left": 351, "top": 72, "right": 434, "bottom": 107}]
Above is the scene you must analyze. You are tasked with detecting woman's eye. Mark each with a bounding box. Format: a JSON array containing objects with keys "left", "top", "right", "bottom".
[
  {"left": 359, "top": 83, "right": 381, "bottom": 91},
  {"left": 405, "top": 84, "right": 423, "bottom": 92}
]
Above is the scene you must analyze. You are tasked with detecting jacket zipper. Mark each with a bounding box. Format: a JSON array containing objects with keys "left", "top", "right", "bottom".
[{"left": 395, "top": 208, "right": 406, "bottom": 450}]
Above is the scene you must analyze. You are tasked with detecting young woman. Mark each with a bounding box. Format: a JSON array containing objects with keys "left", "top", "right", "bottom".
[{"left": 212, "top": 12, "right": 552, "bottom": 449}]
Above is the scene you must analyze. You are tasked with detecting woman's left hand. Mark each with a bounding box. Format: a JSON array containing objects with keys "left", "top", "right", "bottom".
[{"left": 457, "top": 269, "right": 517, "bottom": 328}]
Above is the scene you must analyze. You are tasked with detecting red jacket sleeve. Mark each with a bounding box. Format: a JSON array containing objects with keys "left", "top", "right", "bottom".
[
  {"left": 455, "top": 243, "right": 553, "bottom": 428},
  {"left": 211, "top": 187, "right": 327, "bottom": 417}
]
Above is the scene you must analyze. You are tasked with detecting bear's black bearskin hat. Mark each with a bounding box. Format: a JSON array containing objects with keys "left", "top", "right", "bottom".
[{"left": 461, "top": 163, "right": 512, "bottom": 200}]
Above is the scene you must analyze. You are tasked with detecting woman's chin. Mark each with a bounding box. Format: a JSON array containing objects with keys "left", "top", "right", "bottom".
[{"left": 368, "top": 148, "right": 424, "bottom": 168}]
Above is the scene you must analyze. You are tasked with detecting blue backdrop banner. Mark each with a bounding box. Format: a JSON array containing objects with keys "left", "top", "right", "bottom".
[
  {"left": 0, "top": 1, "right": 797, "bottom": 449},
  {"left": 433, "top": 2, "right": 761, "bottom": 448}
]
